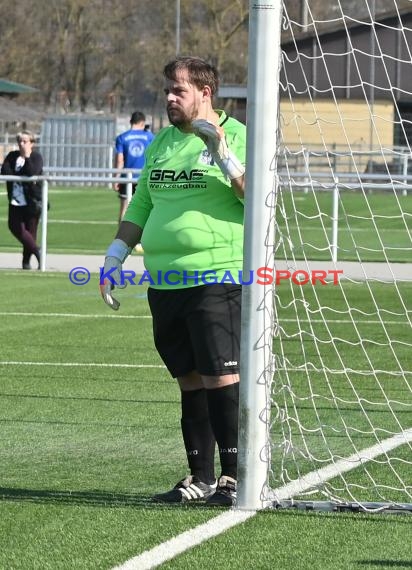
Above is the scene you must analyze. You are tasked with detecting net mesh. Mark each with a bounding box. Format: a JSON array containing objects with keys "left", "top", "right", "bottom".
[{"left": 266, "top": 0, "right": 412, "bottom": 512}]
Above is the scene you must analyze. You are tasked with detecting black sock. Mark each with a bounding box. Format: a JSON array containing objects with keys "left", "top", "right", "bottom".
[
  {"left": 34, "top": 248, "right": 40, "bottom": 267},
  {"left": 206, "top": 383, "right": 239, "bottom": 480},
  {"left": 180, "top": 389, "right": 216, "bottom": 484}
]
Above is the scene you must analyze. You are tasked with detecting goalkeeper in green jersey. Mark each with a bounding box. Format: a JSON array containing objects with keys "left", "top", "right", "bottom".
[{"left": 100, "top": 56, "right": 246, "bottom": 506}]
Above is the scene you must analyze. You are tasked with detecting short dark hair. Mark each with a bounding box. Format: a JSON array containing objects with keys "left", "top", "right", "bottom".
[
  {"left": 130, "top": 111, "right": 145, "bottom": 125},
  {"left": 163, "top": 56, "right": 219, "bottom": 96}
]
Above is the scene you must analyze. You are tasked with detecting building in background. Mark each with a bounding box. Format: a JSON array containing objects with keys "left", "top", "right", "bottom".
[{"left": 219, "top": 7, "right": 412, "bottom": 154}]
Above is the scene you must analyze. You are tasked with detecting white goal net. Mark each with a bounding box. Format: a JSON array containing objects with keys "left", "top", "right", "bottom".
[{"left": 238, "top": 0, "right": 412, "bottom": 514}]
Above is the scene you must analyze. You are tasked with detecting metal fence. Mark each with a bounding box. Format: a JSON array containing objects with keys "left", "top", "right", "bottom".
[
  {"left": 39, "top": 116, "right": 116, "bottom": 179},
  {"left": 0, "top": 116, "right": 116, "bottom": 184},
  {"left": 3, "top": 140, "right": 412, "bottom": 185},
  {"left": 0, "top": 170, "right": 410, "bottom": 272},
  {"left": 278, "top": 147, "right": 412, "bottom": 180},
  {"left": 0, "top": 173, "right": 139, "bottom": 271}
]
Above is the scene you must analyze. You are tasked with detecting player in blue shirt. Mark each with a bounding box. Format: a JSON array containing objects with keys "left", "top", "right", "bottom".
[{"left": 114, "top": 111, "right": 154, "bottom": 223}]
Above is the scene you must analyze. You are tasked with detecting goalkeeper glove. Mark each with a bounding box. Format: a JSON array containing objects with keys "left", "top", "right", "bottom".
[
  {"left": 191, "top": 119, "right": 245, "bottom": 180},
  {"left": 100, "top": 238, "right": 132, "bottom": 311}
]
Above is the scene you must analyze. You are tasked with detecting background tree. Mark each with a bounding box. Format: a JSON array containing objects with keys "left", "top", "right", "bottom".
[
  {"left": 0, "top": 0, "right": 249, "bottom": 113},
  {"left": 0, "top": 0, "right": 409, "bottom": 116}
]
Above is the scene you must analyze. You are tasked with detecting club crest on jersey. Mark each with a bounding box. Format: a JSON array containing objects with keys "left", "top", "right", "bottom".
[{"left": 199, "top": 149, "right": 214, "bottom": 165}]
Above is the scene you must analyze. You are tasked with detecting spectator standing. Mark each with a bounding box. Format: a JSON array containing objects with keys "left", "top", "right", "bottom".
[
  {"left": 1, "top": 130, "right": 43, "bottom": 270},
  {"left": 114, "top": 111, "right": 154, "bottom": 224}
]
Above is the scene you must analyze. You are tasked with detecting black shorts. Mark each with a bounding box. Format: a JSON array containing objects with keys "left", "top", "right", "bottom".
[
  {"left": 147, "top": 284, "right": 241, "bottom": 378},
  {"left": 119, "top": 183, "right": 137, "bottom": 199}
]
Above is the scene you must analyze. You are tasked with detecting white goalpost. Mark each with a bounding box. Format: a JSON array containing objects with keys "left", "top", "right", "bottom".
[
  {"left": 237, "top": 0, "right": 282, "bottom": 510},
  {"left": 237, "top": 0, "right": 412, "bottom": 514}
]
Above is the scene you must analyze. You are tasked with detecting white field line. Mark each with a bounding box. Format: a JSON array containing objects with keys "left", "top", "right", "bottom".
[
  {"left": 0, "top": 190, "right": 107, "bottom": 195},
  {"left": 111, "top": 510, "right": 256, "bottom": 570},
  {"left": 0, "top": 217, "right": 116, "bottom": 225},
  {"left": 0, "top": 361, "right": 409, "bottom": 378},
  {"left": 0, "top": 214, "right": 408, "bottom": 231},
  {"left": 0, "top": 361, "right": 165, "bottom": 369},
  {"left": 0, "top": 311, "right": 150, "bottom": 319},
  {"left": 111, "top": 428, "right": 412, "bottom": 570},
  {"left": 0, "top": 311, "right": 408, "bottom": 326},
  {"left": 273, "top": 427, "right": 412, "bottom": 501},
  {"left": 50, "top": 219, "right": 118, "bottom": 225}
]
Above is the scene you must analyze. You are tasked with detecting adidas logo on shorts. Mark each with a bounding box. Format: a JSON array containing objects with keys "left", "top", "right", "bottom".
[{"left": 224, "top": 360, "right": 238, "bottom": 366}]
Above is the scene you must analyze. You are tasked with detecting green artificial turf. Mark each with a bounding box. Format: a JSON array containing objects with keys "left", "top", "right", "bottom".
[{"left": 0, "top": 273, "right": 410, "bottom": 569}]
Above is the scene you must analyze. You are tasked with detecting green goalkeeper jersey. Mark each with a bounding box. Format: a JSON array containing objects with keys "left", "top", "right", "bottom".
[{"left": 123, "top": 110, "right": 246, "bottom": 289}]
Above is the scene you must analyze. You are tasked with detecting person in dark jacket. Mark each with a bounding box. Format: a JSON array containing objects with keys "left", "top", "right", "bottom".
[{"left": 1, "top": 130, "right": 43, "bottom": 269}]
